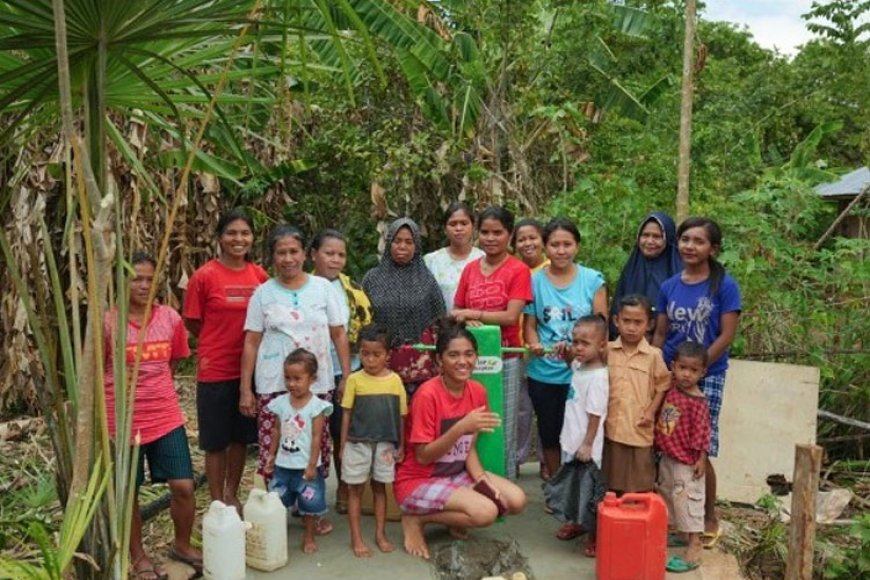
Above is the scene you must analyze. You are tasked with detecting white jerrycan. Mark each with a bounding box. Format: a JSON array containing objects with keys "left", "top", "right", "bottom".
[
  {"left": 202, "top": 500, "right": 250, "bottom": 580},
  {"left": 244, "top": 488, "right": 288, "bottom": 571}
]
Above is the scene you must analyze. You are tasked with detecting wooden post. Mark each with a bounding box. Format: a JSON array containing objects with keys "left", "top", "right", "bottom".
[
  {"left": 784, "top": 444, "right": 823, "bottom": 580},
  {"left": 676, "top": 0, "right": 697, "bottom": 224}
]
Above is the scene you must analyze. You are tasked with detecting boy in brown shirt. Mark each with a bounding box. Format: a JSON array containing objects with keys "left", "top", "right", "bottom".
[{"left": 602, "top": 295, "right": 671, "bottom": 492}]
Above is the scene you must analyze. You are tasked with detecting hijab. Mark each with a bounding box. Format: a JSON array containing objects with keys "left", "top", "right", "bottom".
[
  {"left": 611, "top": 212, "right": 683, "bottom": 317},
  {"left": 362, "top": 218, "right": 446, "bottom": 344}
]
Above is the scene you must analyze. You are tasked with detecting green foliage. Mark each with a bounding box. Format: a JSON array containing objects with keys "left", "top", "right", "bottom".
[{"left": 820, "top": 514, "right": 870, "bottom": 578}]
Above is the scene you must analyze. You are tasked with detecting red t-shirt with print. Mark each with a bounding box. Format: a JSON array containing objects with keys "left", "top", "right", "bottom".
[
  {"left": 183, "top": 259, "right": 268, "bottom": 381},
  {"left": 454, "top": 255, "right": 532, "bottom": 348},
  {"left": 394, "top": 377, "right": 488, "bottom": 505},
  {"left": 104, "top": 304, "right": 190, "bottom": 444},
  {"left": 654, "top": 387, "right": 711, "bottom": 465}
]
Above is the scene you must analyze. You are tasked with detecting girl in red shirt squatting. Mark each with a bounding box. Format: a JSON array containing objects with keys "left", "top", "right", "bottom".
[{"left": 394, "top": 322, "right": 527, "bottom": 560}]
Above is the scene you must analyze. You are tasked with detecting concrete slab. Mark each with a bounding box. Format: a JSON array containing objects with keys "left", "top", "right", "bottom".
[
  {"left": 241, "top": 470, "right": 594, "bottom": 580},
  {"left": 715, "top": 359, "right": 819, "bottom": 504},
  {"left": 164, "top": 468, "right": 744, "bottom": 580}
]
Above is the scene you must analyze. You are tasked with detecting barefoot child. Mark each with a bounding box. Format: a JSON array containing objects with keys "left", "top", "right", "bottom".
[
  {"left": 545, "top": 315, "right": 609, "bottom": 557},
  {"left": 602, "top": 294, "right": 671, "bottom": 494},
  {"left": 264, "top": 349, "right": 333, "bottom": 554},
  {"left": 657, "top": 342, "right": 712, "bottom": 573},
  {"left": 340, "top": 325, "right": 408, "bottom": 557}
]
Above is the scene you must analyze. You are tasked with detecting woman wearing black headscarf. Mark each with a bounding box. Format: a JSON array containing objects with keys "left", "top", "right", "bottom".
[
  {"left": 363, "top": 218, "right": 446, "bottom": 395},
  {"left": 610, "top": 212, "right": 682, "bottom": 339}
]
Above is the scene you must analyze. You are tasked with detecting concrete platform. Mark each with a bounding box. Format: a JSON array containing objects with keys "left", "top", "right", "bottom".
[{"left": 165, "top": 466, "right": 744, "bottom": 580}]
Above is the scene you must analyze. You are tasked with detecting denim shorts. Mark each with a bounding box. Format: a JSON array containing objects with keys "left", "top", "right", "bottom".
[{"left": 268, "top": 466, "right": 327, "bottom": 516}]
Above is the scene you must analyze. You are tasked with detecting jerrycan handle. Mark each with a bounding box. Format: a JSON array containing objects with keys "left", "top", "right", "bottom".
[{"left": 619, "top": 493, "right": 653, "bottom": 511}]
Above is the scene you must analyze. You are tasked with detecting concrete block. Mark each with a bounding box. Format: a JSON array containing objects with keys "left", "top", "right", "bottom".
[{"left": 715, "top": 359, "right": 819, "bottom": 504}]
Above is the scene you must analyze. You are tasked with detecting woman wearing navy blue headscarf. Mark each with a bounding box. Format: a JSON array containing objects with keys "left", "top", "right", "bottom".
[{"left": 609, "top": 212, "right": 682, "bottom": 339}]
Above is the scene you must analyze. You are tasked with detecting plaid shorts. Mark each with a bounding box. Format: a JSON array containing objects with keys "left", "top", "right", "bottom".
[
  {"left": 701, "top": 372, "right": 726, "bottom": 457},
  {"left": 399, "top": 472, "right": 474, "bottom": 515},
  {"left": 502, "top": 357, "right": 521, "bottom": 480}
]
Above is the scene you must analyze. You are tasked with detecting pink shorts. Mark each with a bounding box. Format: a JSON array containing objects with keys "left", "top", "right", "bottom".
[{"left": 399, "top": 472, "right": 474, "bottom": 515}]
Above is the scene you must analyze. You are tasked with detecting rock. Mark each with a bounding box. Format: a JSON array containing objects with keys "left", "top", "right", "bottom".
[{"left": 433, "top": 538, "right": 533, "bottom": 580}]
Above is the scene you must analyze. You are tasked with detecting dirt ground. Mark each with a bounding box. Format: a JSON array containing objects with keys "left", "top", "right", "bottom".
[{"left": 0, "top": 376, "right": 864, "bottom": 579}]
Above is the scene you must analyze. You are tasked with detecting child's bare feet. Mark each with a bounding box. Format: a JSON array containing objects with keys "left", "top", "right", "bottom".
[
  {"left": 352, "top": 540, "right": 372, "bottom": 558},
  {"left": 303, "top": 537, "right": 318, "bottom": 554},
  {"left": 375, "top": 534, "right": 395, "bottom": 553},
  {"left": 685, "top": 534, "right": 703, "bottom": 565}
]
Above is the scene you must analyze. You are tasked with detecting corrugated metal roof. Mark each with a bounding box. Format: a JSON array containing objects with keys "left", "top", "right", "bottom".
[{"left": 815, "top": 166, "right": 870, "bottom": 198}]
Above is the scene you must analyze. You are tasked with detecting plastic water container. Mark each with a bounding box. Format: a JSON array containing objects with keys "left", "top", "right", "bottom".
[
  {"left": 244, "top": 488, "right": 288, "bottom": 571},
  {"left": 202, "top": 500, "right": 250, "bottom": 580},
  {"left": 596, "top": 492, "right": 667, "bottom": 580}
]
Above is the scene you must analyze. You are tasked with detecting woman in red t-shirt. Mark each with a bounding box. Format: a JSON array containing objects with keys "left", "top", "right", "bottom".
[
  {"left": 183, "top": 208, "right": 268, "bottom": 511},
  {"left": 106, "top": 252, "right": 201, "bottom": 577},
  {"left": 395, "top": 323, "right": 527, "bottom": 560},
  {"left": 451, "top": 206, "right": 532, "bottom": 480}
]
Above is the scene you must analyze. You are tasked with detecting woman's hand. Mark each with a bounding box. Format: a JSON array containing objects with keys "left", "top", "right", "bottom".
[
  {"left": 239, "top": 388, "right": 257, "bottom": 418},
  {"left": 335, "top": 376, "right": 347, "bottom": 404},
  {"left": 551, "top": 341, "right": 573, "bottom": 362},
  {"left": 527, "top": 342, "right": 545, "bottom": 357},
  {"left": 450, "top": 308, "right": 471, "bottom": 322},
  {"left": 457, "top": 406, "right": 501, "bottom": 434},
  {"left": 264, "top": 454, "right": 276, "bottom": 476}
]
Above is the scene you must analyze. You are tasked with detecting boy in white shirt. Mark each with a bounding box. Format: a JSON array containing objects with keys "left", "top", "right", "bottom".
[{"left": 545, "top": 315, "right": 609, "bottom": 557}]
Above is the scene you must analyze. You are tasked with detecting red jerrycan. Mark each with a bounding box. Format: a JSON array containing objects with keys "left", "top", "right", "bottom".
[{"left": 596, "top": 492, "right": 668, "bottom": 580}]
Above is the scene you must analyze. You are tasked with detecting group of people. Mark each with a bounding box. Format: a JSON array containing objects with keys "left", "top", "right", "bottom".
[{"left": 106, "top": 203, "right": 740, "bottom": 578}]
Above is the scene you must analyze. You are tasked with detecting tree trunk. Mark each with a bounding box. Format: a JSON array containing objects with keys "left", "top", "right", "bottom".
[{"left": 676, "top": 0, "right": 697, "bottom": 223}]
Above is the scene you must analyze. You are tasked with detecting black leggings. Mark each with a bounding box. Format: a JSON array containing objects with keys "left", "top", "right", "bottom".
[{"left": 527, "top": 377, "right": 570, "bottom": 449}]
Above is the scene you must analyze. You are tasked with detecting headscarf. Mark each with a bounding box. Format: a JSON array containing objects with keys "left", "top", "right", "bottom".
[
  {"left": 611, "top": 212, "right": 683, "bottom": 318},
  {"left": 362, "top": 218, "right": 446, "bottom": 344}
]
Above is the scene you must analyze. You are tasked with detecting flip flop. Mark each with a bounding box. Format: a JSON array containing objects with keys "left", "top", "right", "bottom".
[
  {"left": 131, "top": 559, "right": 169, "bottom": 580},
  {"left": 668, "top": 532, "right": 689, "bottom": 547},
  {"left": 315, "top": 517, "right": 334, "bottom": 536},
  {"left": 131, "top": 566, "right": 169, "bottom": 580},
  {"left": 583, "top": 542, "right": 596, "bottom": 558},
  {"left": 555, "top": 523, "right": 585, "bottom": 541},
  {"left": 701, "top": 528, "right": 722, "bottom": 549},
  {"left": 167, "top": 549, "right": 203, "bottom": 573},
  {"left": 666, "top": 555, "right": 699, "bottom": 573}
]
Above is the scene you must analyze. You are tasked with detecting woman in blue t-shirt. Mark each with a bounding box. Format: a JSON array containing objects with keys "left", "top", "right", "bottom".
[
  {"left": 523, "top": 217, "right": 607, "bottom": 480},
  {"left": 653, "top": 216, "right": 741, "bottom": 548}
]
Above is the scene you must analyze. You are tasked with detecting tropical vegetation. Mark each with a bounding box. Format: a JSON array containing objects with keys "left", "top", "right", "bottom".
[{"left": 0, "top": 0, "right": 867, "bottom": 577}]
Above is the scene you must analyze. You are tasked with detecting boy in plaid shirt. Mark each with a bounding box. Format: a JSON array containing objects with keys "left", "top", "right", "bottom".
[{"left": 655, "top": 341, "right": 711, "bottom": 572}]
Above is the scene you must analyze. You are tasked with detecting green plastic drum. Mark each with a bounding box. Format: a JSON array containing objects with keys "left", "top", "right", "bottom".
[{"left": 469, "top": 325, "right": 506, "bottom": 477}]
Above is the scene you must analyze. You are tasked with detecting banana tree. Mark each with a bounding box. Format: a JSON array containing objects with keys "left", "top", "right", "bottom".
[{"left": 1, "top": 0, "right": 492, "bottom": 576}]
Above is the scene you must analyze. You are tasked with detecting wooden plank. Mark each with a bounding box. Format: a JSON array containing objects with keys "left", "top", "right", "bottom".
[{"left": 784, "top": 444, "right": 823, "bottom": 580}]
